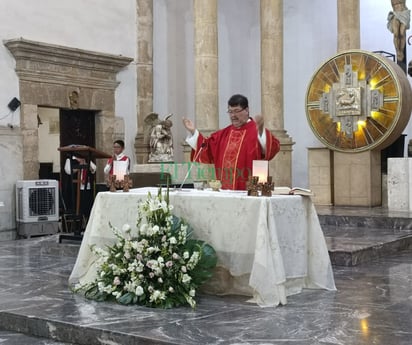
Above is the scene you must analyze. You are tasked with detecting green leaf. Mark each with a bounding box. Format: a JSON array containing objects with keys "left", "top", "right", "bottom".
[
  {"left": 186, "top": 240, "right": 218, "bottom": 269},
  {"left": 118, "top": 292, "right": 135, "bottom": 305},
  {"left": 165, "top": 300, "right": 174, "bottom": 309},
  {"left": 199, "top": 243, "right": 218, "bottom": 269},
  {"left": 84, "top": 285, "right": 108, "bottom": 302},
  {"left": 170, "top": 215, "right": 182, "bottom": 234}
]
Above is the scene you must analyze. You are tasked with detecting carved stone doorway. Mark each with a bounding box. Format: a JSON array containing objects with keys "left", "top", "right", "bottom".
[{"left": 4, "top": 38, "right": 133, "bottom": 183}]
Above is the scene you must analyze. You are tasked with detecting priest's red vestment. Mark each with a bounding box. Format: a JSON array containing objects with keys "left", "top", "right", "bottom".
[{"left": 191, "top": 120, "right": 280, "bottom": 190}]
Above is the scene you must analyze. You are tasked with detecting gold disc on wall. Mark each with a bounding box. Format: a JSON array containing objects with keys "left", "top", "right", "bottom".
[{"left": 305, "top": 50, "right": 412, "bottom": 153}]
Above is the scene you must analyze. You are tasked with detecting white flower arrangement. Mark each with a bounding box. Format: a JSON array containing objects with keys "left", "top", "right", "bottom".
[{"left": 74, "top": 188, "right": 217, "bottom": 309}]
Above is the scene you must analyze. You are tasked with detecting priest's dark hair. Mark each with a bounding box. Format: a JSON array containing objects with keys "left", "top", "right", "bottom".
[{"left": 228, "top": 94, "right": 249, "bottom": 109}]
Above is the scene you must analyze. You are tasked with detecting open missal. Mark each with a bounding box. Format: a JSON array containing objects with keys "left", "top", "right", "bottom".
[{"left": 273, "top": 186, "right": 313, "bottom": 196}]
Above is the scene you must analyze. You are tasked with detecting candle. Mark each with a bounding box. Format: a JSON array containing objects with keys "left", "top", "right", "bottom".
[
  {"left": 113, "top": 161, "right": 128, "bottom": 181},
  {"left": 252, "top": 160, "right": 268, "bottom": 184}
]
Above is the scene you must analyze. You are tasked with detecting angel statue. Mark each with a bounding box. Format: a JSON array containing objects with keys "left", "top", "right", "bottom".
[{"left": 145, "top": 113, "right": 174, "bottom": 162}]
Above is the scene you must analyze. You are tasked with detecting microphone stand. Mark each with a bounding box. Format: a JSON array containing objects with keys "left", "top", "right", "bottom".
[{"left": 178, "top": 143, "right": 206, "bottom": 190}]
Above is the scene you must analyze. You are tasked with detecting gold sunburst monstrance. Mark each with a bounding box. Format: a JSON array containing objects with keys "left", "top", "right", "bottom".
[{"left": 306, "top": 50, "right": 412, "bottom": 153}]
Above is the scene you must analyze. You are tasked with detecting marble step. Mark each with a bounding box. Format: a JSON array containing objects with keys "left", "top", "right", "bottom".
[
  {"left": 0, "top": 310, "right": 174, "bottom": 345},
  {"left": 0, "top": 330, "right": 74, "bottom": 345},
  {"left": 322, "top": 225, "right": 412, "bottom": 266},
  {"left": 318, "top": 212, "right": 412, "bottom": 230},
  {"left": 317, "top": 207, "right": 412, "bottom": 266}
]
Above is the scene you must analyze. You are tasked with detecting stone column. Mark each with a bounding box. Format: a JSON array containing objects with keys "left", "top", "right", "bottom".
[
  {"left": 193, "top": 0, "right": 218, "bottom": 135},
  {"left": 334, "top": 0, "right": 381, "bottom": 206},
  {"left": 182, "top": 0, "right": 219, "bottom": 169},
  {"left": 135, "top": 0, "right": 154, "bottom": 164},
  {"left": 337, "top": 0, "right": 360, "bottom": 51},
  {"left": 20, "top": 104, "right": 40, "bottom": 180},
  {"left": 260, "top": 0, "right": 293, "bottom": 187}
]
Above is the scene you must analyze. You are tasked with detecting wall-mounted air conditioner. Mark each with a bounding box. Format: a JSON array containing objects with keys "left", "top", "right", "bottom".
[{"left": 16, "top": 180, "right": 59, "bottom": 238}]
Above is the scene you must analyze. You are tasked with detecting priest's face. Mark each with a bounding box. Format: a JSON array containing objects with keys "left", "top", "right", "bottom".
[{"left": 227, "top": 106, "right": 249, "bottom": 128}]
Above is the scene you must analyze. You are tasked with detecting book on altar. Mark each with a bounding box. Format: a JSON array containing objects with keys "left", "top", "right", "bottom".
[{"left": 273, "top": 186, "right": 314, "bottom": 196}]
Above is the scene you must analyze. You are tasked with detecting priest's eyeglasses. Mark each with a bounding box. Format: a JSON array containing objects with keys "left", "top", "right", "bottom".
[{"left": 227, "top": 108, "right": 245, "bottom": 114}]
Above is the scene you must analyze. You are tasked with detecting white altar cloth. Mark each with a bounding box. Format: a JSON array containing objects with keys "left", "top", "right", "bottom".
[{"left": 69, "top": 188, "right": 336, "bottom": 307}]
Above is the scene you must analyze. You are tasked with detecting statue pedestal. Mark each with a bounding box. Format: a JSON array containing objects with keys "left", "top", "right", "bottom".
[
  {"left": 333, "top": 151, "right": 381, "bottom": 206},
  {"left": 388, "top": 158, "right": 412, "bottom": 211},
  {"left": 308, "top": 149, "right": 384, "bottom": 207},
  {"left": 308, "top": 147, "right": 333, "bottom": 206}
]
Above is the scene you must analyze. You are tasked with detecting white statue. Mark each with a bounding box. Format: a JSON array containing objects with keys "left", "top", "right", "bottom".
[{"left": 145, "top": 113, "right": 174, "bottom": 162}]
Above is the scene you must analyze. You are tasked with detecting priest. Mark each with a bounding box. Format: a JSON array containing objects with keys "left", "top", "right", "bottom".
[{"left": 182, "top": 94, "right": 280, "bottom": 190}]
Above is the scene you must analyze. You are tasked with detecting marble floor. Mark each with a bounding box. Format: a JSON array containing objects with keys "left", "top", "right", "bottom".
[{"left": 0, "top": 207, "right": 412, "bottom": 345}]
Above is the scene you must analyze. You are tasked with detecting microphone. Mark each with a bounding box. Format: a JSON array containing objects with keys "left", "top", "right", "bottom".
[{"left": 178, "top": 142, "right": 206, "bottom": 190}]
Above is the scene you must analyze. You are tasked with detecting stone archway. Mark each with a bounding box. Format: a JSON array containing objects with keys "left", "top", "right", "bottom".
[{"left": 4, "top": 38, "right": 133, "bottom": 182}]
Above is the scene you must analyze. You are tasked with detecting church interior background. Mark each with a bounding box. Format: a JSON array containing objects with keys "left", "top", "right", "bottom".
[
  {"left": 1, "top": 1, "right": 412, "bottom": 344},
  {"left": 2, "top": 0, "right": 411, "bottom": 238}
]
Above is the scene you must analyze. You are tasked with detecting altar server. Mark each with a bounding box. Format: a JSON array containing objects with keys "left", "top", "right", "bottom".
[{"left": 103, "top": 139, "right": 131, "bottom": 178}]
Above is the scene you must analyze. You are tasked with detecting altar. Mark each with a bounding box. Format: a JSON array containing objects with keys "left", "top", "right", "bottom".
[{"left": 69, "top": 188, "right": 336, "bottom": 307}]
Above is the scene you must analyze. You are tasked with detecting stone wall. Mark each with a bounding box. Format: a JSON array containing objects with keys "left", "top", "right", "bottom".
[
  {"left": 0, "top": 38, "right": 132, "bottom": 239},
  {"left": 0, "top": 127, "right": 23, "bottom": 240}
]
